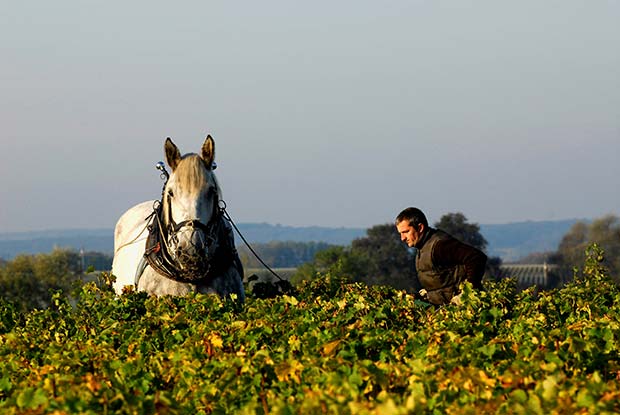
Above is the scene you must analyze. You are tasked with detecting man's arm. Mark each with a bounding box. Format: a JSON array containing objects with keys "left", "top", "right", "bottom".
[{"left": 432, "top": 238, "right": 487, "bottom": 288}]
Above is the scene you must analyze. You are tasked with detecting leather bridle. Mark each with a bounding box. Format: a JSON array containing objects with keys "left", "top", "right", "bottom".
[
  {"left": 142, "top": 176, "right": 230, "bottom": 285},
  {"left": 163, "top": 189, "right": 220, "bottom": 247}
]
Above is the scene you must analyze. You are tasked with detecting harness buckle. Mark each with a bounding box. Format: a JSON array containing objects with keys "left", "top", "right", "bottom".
[{"left": 155, "top": 161, "right": 169, "bottom": 181}]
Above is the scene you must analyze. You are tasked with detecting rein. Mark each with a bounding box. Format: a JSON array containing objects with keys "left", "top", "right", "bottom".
[{"left": 219, "top": 201, "right": 286, "bottom": 283}]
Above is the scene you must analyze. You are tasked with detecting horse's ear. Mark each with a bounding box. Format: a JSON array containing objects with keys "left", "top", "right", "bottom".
[
  {"left": 165, "top": 137, "right": 181, "bottom": 171},
  {"left": 201, "top": 135, "right": 215, "bottom": 168}
]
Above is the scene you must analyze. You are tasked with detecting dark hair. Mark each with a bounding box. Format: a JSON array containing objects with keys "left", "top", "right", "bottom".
[{"left": 395, "top": 207, "right": 428, "bottom": 228}]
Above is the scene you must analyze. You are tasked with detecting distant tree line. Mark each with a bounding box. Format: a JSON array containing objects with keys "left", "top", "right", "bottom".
[
  {"left": 238, "top": 241, "right": 333, "bottom": 269},
  {"left": 81, "top": 251, "right": 113, "bottom": 271},
  {"left": 0, "top": 249, "right": 82, "bottom": 311},
  {"left": 550, "top": 214, "right": 620, "bottom": 284},
  {"left": 2, "top": 214, "right": 617, "bottom": 311},
  {"left": 0, "top": 249, "right": 112, "bottom": 311},
  {"left": 513, "top": 214, "right": 620, "bottom": 285}
]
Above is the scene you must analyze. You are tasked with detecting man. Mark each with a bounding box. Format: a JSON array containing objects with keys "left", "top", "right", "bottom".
[{"left": 395, "top": 207, "right": 487, "bottom": 305}]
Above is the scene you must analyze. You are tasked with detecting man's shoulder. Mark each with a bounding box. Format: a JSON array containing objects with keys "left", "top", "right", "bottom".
[
  {"left": 431, "top": 229, "right": 456, "bottom": 242},
  {"left": 431, "top": 230, "right": 472, "bottom": 253},
  {"left": 420, "top": 228, "right": 451, "bottom": 252},
  {"left": 433, "top": 231, "right": 487, "bottom": 260}
]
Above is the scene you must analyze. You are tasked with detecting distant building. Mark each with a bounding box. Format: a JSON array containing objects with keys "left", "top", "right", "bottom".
[{"left": 496, "top": 263, "right": 563, "bottom": 290}]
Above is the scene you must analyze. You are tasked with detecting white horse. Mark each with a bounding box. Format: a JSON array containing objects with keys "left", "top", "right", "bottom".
[{"left": 111, "top": 135, "right": 245, "bottom": 301}]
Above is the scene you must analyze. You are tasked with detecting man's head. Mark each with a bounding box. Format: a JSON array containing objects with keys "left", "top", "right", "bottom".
[{"left": 395, "top": 207, "right": 428, "bottom": 248}]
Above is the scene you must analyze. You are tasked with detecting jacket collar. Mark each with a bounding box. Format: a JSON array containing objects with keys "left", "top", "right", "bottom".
[{"left": 415, "top": 226, "right": 436, "bottom": 250}]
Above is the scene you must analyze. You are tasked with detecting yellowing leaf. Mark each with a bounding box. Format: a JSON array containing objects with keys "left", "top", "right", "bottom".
[
  {"left": 275, "top": 359, "right": 304, "bottom": 383},
  {"left": 463, "top": 378, "right": 474, "bottom": 392},
  {"left": 374, "top": 398, "right": 400, "bottom": 415},
  {"left": 541, "top": 375, "right": 558, "bottom": 401},
  {"left": 284, "top": 295, "right": 299, "bottom": 306},
  {"left": 288, "top": 335, "right": 301, "bottom": 351},
  {"left": 478, "top": 370, "right": 496, "bottom": 388},
  {"left": 85, "top": 373, "right": 101, "bottom": 393},
  {"left": 426, "top": 343, "right": 439, "bottom": 357},
  {"left": 208, "top": 333, "right": 223, "bottom": 349},
  {"left": 322, "top": 340, "right": 341, "bottom": 356}
]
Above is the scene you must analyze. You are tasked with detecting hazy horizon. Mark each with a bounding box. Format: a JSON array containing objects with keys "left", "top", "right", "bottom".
[
  {"left": 2, "top": 1, "right": 618, "bottom": 233},
  {"left": 0, "top": 217, "right": 591, "bottom": 237}
]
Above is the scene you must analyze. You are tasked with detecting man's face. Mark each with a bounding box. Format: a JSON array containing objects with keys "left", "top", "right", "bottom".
[{"left": 396, "top": 220, "right": 425, "bottom": 248}]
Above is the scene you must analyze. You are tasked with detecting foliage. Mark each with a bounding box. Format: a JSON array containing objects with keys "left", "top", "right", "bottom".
[
  {"left": 80, "top": 251, "right": 113, "bottom": 271},
  {"left": 0, "top": 245, "right": 618, "bottom": 414},
  {"left": 350, "top": 224, "right": 416, "bottom": 290},
  {"left": 553, "top": 214, "right": 620, "bottom": 283},
  {"left": 291, "top": 246, "right": 370, "bottom": 285},
  {"left": 0, "top": 249, "right": 83, "bottom": 312},
  {"left": 292, "top": 225, "right": 416, "bottom": 291}
]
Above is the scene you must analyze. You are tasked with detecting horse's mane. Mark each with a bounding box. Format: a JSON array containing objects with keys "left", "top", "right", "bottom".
[
  {"left": 172, "top": 154, "right": 220, "bottom": 195},
  {"left": 162, "top": 154, "right": 221, "bottom": 224}
]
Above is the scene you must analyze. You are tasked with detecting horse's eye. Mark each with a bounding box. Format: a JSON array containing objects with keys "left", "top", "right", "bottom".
[{"left": 168, "top": 190, "right": 174, "bottom": 198}]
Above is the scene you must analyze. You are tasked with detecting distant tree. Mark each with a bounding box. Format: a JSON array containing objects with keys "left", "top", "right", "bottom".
[
  {"left": 554, "top": 222, "right": 589, "bottom": 266},
  {"left": 0, "top": 255, "right": 40, "bottom": 310},
  {"left": 553, "top": 215, "right": 620, "bottom": 283},
  {"left": 351, "top": 224, "right": 417, "bottom": 290},
  {"left": 81, "top": 251, "right": 113, "bottom": 271},
  {"left": 0, "top": 248, "right": 82, "bottom": 311},
  {"left": 292, "top": 224, "right": 418, "bottom": 291},
  {"left": 34, "top": 249, "right": 81, "bottom": 285},
  {"left": 291, "top": 246, "right": 369, "bottom": 285}
]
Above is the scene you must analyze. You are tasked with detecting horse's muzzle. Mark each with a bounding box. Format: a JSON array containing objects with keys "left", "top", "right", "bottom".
[{"left": 172, "top": 227, "right": 213, "bottom": 275}]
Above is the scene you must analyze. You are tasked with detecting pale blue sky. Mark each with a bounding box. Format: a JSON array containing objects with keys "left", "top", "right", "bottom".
[{"left": 1, "top": 1, "right": 619, "bottom": 232}]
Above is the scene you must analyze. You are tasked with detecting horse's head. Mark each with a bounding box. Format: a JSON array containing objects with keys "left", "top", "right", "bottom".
[{"left": 162, "top": 135, "right": 221, "bottom": 274}]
